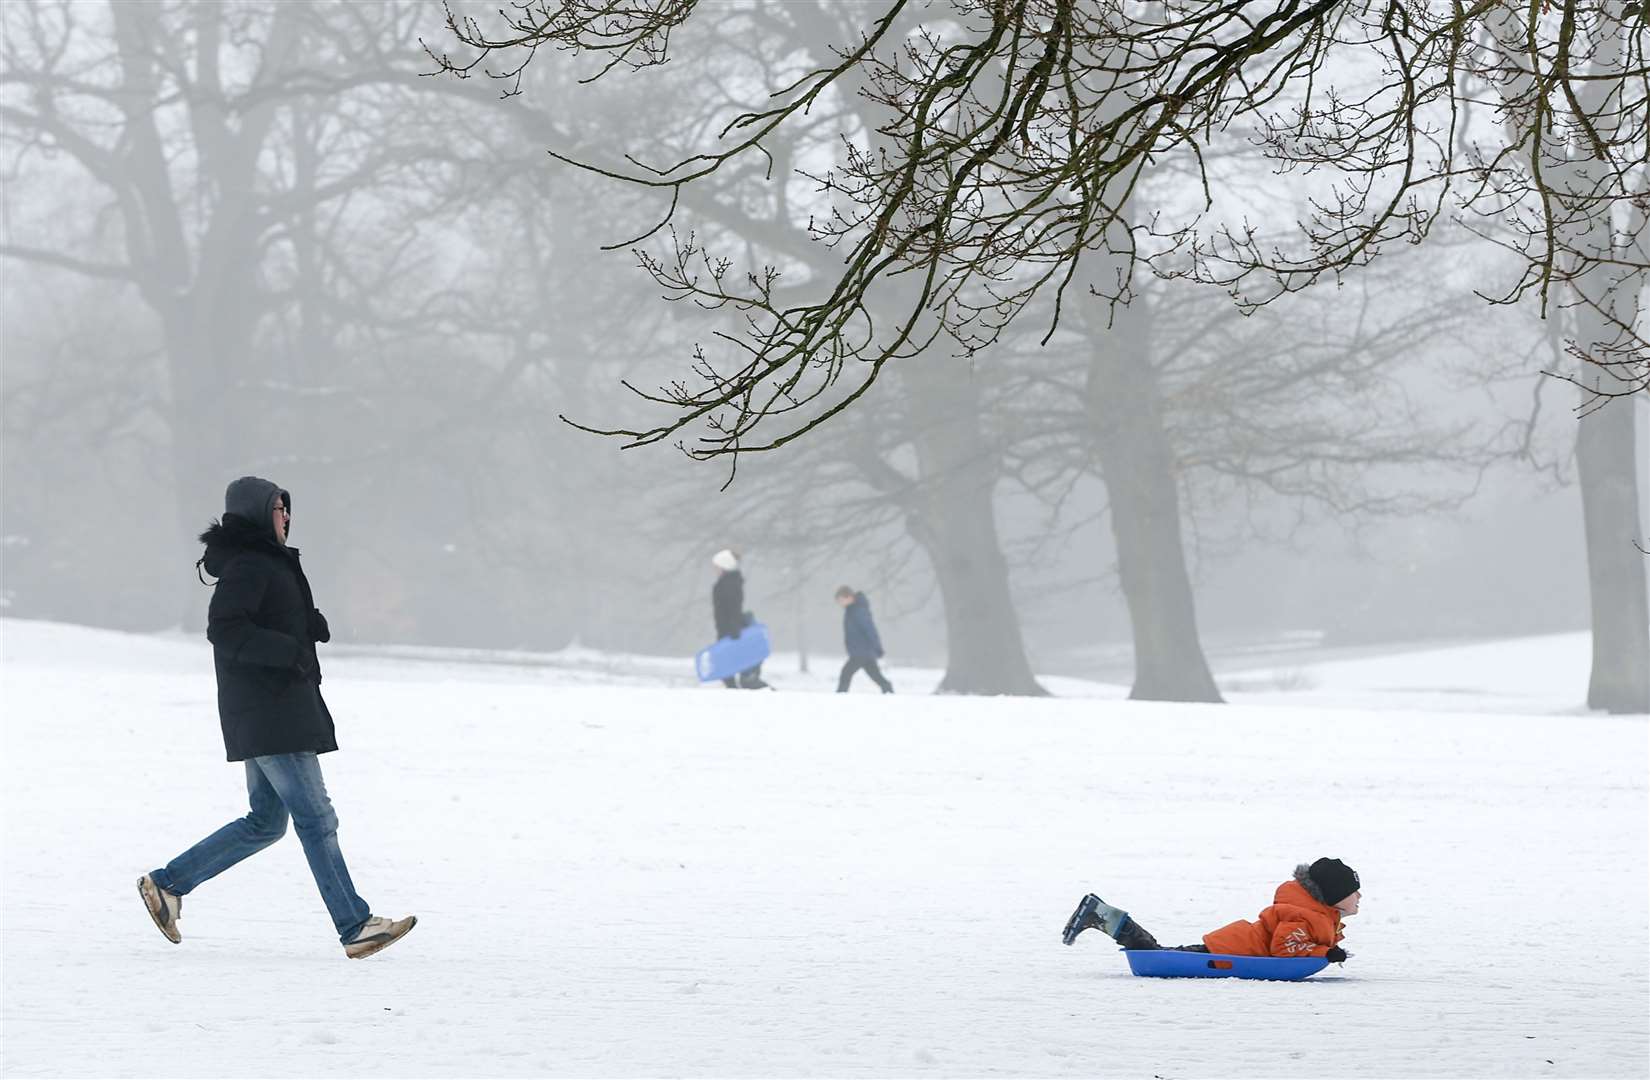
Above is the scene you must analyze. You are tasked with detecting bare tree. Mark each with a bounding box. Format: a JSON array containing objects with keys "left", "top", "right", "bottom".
[
  {"left": 1, "top": 0, "right": 546, "bottom": 629},
  {"left": 580, "top": 2, "right": 1050, "bottom": 692},
  {"left": 430, "top": 0, "right": 1647, "bottom": 458},
  {"left": 1473, "top": 3, "right": 1649, "bottom": 713},
  {"left": 996, "top": 229, "right": 1506, "bottom": 698},
  {"left": 433, "top": 0, "right": 1647, "bottom": 709}
]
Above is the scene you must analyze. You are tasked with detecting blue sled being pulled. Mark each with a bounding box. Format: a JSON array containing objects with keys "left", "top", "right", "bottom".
[
  {"left": 1123, "top": 950, "right": 1329, "bottom": 981},
  {"left": 695, "top": 623, "right": 772, "bottom": 683}
]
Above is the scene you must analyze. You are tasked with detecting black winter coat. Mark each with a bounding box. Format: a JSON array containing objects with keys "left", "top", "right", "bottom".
[
  {"left": 712, "top": 569, "right": 746, "bottom": 639},
  {"left": 843, "top": 592, "right": 884, "bottom": 659},
  {"left": 199, "top": 508, "right": 336, "bottom": 762}
]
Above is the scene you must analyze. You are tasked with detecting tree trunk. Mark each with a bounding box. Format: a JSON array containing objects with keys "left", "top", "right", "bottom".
[
  {"left": 1566, "top": 16, "right": 1649, "bottom": 715},
  {"left": 1085, "top": 292, "right": 1223, "bottom": 703},
  {"left": 900, "top": 349, "right": 1048, "bottom": 696},
  {"left": 107, "top": 0, "right": 299, "bottom": 627},
  {"left": 1575, "top": 378, "right": 1650, "bottom": 714}
]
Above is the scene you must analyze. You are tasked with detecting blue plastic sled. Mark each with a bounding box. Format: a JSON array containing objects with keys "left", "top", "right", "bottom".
[
  {"left": 695, "top": 623, "right": 772, "bottom": 682},
  {"left": 1123, "top": 950, "right": 1329, "bottom": 981}
]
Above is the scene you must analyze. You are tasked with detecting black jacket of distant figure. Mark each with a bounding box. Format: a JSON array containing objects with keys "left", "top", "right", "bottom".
[
  {"left": 842, "top": 592, "right": 884, "bottom": 659},
  {"left": 712, "top": 569, "right": 746, "bottom": 639},
  {"left": 199, "top": 477, "right": 336, "bottom": 762}
]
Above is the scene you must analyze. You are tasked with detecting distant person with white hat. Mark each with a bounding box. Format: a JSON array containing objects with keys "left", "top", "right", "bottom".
[{"left": 711, "top": 549, "right": 768, "bottom": 689}]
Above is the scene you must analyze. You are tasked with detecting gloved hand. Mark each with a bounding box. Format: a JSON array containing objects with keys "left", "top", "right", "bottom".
[
  {"left": 308, "top": 608, "right": 331, "bottom": 644},
  {"left": 1325, "top": 946, "right": 1348, "bottom": 963}
]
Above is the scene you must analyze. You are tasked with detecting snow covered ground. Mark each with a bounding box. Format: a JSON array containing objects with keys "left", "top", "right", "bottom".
[
  {"left": 1218, "top": 632, "right": 1610, "bottom": 716},
  {"left": 3, "top": 618, "right": 1646, "bottom": 1078}
]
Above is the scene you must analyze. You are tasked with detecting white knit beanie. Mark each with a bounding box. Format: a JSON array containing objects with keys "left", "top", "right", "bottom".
[{"left": 711, "top": 549, "right": 739, "bottom": 571}]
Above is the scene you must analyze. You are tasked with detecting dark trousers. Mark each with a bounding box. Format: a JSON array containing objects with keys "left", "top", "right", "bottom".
[
  {"left": 723, "top": 662, "right": 764, "bottom": 689},
  {"left": 1117, "top": 917, "right": 1207, "bottom": 953},
  {"left": 837, "top": 656, "right": 893, "bottom": 693}
]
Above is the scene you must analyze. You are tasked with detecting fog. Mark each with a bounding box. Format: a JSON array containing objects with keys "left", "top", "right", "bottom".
[{"left": 2, "top": 0, "right": 1645, "bottom": 704}]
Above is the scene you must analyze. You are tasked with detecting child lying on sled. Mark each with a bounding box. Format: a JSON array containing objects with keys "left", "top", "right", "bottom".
[{"left": 1062, "top": 857, "right": 1360, "bottom": 963}]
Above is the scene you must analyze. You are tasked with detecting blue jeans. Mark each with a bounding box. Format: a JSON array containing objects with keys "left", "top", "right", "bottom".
[{"left": 151, "top": 752, "right": 371, "bottom": 944}]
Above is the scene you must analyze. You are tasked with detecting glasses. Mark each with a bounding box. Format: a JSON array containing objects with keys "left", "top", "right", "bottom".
[{"left": 274, "top": 505, "right": 290, "bottom": 516}]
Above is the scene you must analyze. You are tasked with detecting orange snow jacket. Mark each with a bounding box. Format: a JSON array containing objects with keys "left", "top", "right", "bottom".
[{"left": 1201, "top": 879, "right": 1345, "bottom": 958}]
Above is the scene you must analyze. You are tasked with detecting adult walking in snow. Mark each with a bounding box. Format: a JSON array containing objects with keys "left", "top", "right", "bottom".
[
  {"left": 835, "top": 585, "right": 894, "bottom": 694},
  {"left": 138, "top": 476, "right": 415, "bottom": 959},
  {"left": 711, "top": 549, "right": 768, "bottom": 689}
]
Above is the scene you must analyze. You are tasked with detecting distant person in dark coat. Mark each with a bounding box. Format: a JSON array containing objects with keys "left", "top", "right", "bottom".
[
  {"left": 138, "top": 476, "right": 415, "bottom": 960},
  {"left": 712, "top": 549, "right": 767, "bottom": 689},
  {"left": 836, "top": 585, "right": 894, "bottom": 693}
]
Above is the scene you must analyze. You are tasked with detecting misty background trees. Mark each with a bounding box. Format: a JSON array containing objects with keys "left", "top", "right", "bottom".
[{"left": 3, "top": 0, "right": 1645, "bottom": 712}]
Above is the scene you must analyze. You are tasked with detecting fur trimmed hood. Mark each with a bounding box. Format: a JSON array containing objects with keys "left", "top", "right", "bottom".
[
  {"left": 197, "top": 514, "right": 297, "bottom": 578},
  {"left": 197, "top": 476, "right": 295, "bottom": 579},
  {"left": 1293, "top": 863, "right": 1329, "bottom": 905}
]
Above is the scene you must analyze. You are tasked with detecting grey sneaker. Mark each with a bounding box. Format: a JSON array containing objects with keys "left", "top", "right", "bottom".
[
  {"left": 138, "top": 874, "right": 182, "bottom": 944},
  {"left": 345, "top": 914, "right": 417, "bottom": 959}
]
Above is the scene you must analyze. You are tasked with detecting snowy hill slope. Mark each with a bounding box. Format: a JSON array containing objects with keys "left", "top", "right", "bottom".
[
  {"left": 2, "top": 619, "right": 1646, "bottom": 1078},
  {"left": 1220, "top": 632, "right": 1608, "bottom": 715},
  {"left": 252, "top": 625, "right": 1615, "bottom": 715}
]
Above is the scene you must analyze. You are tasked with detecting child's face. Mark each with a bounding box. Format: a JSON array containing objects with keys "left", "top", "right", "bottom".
[{"left": 1335, "top": 890, "right": 1361, "bottom": 916}]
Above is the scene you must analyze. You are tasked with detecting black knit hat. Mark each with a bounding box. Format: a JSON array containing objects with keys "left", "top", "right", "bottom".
[{"left": 1308, "top": 857, "right": 1361, "bottom": 905}]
